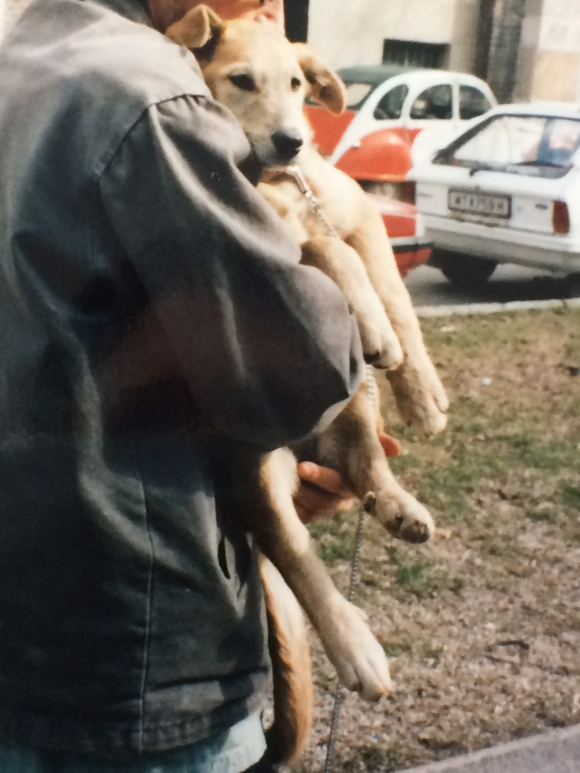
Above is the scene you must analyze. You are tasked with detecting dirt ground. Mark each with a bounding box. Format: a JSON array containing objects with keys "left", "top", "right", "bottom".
[{"left": 292, "top": 308, "right": 580, "bottom": 773}]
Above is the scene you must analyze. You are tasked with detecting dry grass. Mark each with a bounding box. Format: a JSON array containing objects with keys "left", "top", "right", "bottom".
[{"left": 293, "top": 308, "right": 580, "bottom": 773}]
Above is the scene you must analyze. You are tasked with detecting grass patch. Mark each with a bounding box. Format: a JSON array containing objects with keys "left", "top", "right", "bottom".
[
  {"left": 558, "top": 484, "right": 580, "bottom": 508},
  {"left": 298, "top": 309, "right": 580, "bottom": 773},
  {"left": 395, "top": 561, "right": 463, "bottom": 597},
  {"left": 308, "top": 308, "right": 580, "bottom": 564},
  {"left": 308, "top": 510, "right": 358, "bottom": 562}
]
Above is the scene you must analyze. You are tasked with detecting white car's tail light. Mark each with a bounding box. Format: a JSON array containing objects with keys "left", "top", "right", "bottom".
[{"left": 552, "top": 201, "right": 570, "bottom": 235}]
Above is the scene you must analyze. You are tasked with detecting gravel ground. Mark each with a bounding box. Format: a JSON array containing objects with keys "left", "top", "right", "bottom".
[{"left": 290, "top": 309, "right": 580, "bottom": 773}]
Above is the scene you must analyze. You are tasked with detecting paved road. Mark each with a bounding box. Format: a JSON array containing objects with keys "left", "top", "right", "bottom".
[
  {"left": 400, "top": 724, "right": 580, "bottom": 773},
  {"left": 405, "top": 263, "right": 577, "bottom": 308}
]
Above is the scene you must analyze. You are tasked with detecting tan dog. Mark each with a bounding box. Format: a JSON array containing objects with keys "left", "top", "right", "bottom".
[{"left": 165, "top": 9, "right": 449, "bottom": 764}]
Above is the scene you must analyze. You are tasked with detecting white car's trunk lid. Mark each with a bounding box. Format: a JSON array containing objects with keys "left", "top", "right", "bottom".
[{"left": 415, "top": 169, "right": 570, "bottom": 235}]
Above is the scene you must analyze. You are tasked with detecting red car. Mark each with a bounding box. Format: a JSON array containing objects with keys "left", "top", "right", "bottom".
[{"left": 370, "top": 193, "right": 431, "bottom": 277}]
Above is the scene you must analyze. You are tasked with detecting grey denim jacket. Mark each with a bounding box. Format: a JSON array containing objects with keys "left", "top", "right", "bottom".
[{"left": 0, "top": 0, "right": 363, "bottom": 757}]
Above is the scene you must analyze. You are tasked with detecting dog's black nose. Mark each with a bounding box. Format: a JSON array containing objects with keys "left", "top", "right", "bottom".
[{"left": 271, "top": 130, "right": 304, "bottom": 161}]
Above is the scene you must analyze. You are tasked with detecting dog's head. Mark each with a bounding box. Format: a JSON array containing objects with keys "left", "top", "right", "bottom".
[{"left": 166, "top": 6, "right": 346, "bottom": 167}]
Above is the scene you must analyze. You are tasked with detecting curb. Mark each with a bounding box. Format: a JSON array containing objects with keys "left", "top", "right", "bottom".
[
  {"left": 396, "top": 724, "right": 580, "bottom": 773},
  {"left": 414, "top": 297, "right": 580, "bottom": 318}
]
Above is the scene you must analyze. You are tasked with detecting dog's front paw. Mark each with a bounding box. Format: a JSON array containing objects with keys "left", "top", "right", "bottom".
[
  {"left": 369, "top": 339, "right": 404, "bottom": 372},
  {"left": 367, "top": 490, "right": 435, "bottom": 544},
  {"left": 360, "top": 319, "right": 404, "bottom": 372},
  {"left": 323, "top": 598, "right": 392, "bottom": 702}
]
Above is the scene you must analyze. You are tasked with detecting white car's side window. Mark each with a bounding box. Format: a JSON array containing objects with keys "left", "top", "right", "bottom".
[
  {"left": 373, "top": 84, "right": 409, "bottom": 121},
  {"left": 410, "top": 84, "right": 453, "bottom": 121},
  {"left": 459, "top": 86, "right": 493, "bottom": 120},
  {"left": 344, "top": 83, "right": 374, "bottom": 111}
]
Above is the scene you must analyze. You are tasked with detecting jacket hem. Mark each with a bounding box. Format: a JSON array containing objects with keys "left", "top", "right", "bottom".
[{"left": 0, "top": 694, "right": 266, "bottom": 759}]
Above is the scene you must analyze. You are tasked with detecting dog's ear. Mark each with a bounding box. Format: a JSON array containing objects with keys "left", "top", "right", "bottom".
[
  {"left": 166, "top": 5, "right": 224, "bottom": 61},
  {"left": 293, "top": 44, "right": 346, "bottom": 115}
]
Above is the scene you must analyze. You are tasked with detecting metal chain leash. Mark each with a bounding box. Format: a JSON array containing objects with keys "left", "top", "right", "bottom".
[
  {"left": 322, "top": 505, "right": 365, "bottom": 773},
  {"left": 285, "top": 164, "right": 340, "bottom": 240},
  {"left": 323, "top": 365, "right": 377, "bottom": 773}
]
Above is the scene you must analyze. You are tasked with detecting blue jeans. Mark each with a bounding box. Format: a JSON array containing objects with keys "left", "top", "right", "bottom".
[{"left": 0, "top": 714, "right": 268, "bottom": 773}]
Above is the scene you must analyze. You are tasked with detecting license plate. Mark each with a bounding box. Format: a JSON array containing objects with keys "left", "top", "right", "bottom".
[{"left": 448, "top": 190, "right": 511, "bottom": 219}]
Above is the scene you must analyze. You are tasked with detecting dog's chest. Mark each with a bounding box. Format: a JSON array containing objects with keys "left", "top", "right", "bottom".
[{"left": 258, "top": 178, "right": 338, "bottom": 243}]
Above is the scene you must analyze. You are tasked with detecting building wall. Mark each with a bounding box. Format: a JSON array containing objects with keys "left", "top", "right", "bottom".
[
  {"left": 308, "top": 0, "right": 465, "bottom": 70},
  {"left": 447, "top": 0, "right": 480, "bottom": 72},
  {"left": 512, "top": 0, "right": 544, "bottom": 102},
  {"left": 308, "top": 0, "right": 580, "bottom": 105},
  {"left": 530, "top": 0, "right": 580, "bottom": 101}
]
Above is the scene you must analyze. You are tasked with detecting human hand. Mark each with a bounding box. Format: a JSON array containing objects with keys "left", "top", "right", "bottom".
[
  {"left": 294, "top": 435, "right": 401, "bottom": 524},
  {"left": 294, "top": 462, "right": 356, "bottom": 524}
]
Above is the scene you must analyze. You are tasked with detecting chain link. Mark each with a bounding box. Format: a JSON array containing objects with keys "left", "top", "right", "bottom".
[{"left": 285, "top": 164, "right": 341, "bottom": 239}]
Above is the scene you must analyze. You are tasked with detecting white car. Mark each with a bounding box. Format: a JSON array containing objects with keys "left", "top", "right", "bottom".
[
  {"left": 330, "top": 67, "right": 495, "bottom": 162},
  {"left": 409, "top": 103, "right": 580, "bottom": 287}
]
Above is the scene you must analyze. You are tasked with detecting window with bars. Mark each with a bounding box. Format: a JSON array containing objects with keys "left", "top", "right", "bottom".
[
  {"left": 382, "top": 39, "right": 449, "bottom": 69},
  {"left": 284, "top": 0, "right": 309, "bottom": 43}
]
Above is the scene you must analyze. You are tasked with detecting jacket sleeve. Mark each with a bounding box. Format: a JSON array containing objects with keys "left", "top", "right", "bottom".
[{"left": 99, "top": 93, "right": 363, "bottom": 450}]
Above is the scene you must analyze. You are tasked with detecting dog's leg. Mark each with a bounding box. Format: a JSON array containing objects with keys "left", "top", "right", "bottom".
[
  {"left": 236, "top": 448, "right": 392, "bottom": 702},
  {"left": 317, "top": 377, "right": 435, "bottom": 543},
  {"left": 301, "top": 236, "right": 403, "bottom": 371},
  {"left": 345, "top": 206, "right": 448, "bottom": 438}
]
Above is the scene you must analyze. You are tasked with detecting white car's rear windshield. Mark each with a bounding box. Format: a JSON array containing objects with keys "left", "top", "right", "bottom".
[
  {"left": 435, "top": 114, "right": 580, "bottom": 178},
  {"left": 343, "top": 82, "right": 378, "bottom": 111}
]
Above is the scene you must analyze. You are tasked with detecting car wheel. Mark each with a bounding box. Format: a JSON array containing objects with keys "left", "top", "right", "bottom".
[
  {"left": 432, "top": 250, "right": 497, "bottom": 289},
  {"left": 564, "top": 272, "right": 580, "bottom": 299}
]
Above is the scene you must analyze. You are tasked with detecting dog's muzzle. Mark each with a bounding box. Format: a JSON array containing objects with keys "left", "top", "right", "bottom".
[{"left": 271, "top": 129, "right": 304, "bottom": 163}]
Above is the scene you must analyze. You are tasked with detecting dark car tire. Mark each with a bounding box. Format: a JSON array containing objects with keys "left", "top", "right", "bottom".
[
  {"left": 564, "top": 272, "right": 580, "bottom": 299},
  {"left": 431, "top": 249, "right": 497, "bottom": 289}
]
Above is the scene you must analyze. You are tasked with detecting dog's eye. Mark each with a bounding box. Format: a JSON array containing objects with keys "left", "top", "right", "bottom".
[
  {"left": 291, "top": 77, "right": 302, "bottom": 92},
  {"left": 228, "top": 73, "right": 257, "bottom": 92}
]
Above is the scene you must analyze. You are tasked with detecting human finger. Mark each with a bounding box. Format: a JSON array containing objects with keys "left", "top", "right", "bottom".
[{"left": 296, "top": 461, "right": 354, "bottom": 498}]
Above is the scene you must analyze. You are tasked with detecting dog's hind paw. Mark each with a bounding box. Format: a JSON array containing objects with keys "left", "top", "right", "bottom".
[
  {"left": 369, "top": 491, "right": 435, "bottom": 544},
  {"left": 388, "top": 359, "right": 449, "bottom": 439},
  {"left": 322, "top": 598, "right": 392, "bottom": 702},
  {"left": 367, "top": 341, "right": 404, "bottom": 372}
]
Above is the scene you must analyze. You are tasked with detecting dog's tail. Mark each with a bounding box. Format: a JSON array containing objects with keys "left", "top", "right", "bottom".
[{"left": 260, "top": 556, "right": 313, "bottom": 765}]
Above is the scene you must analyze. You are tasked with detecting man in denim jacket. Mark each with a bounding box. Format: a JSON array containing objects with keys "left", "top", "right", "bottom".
[{"left": 0, "top": 0, "right": 361, "bottom": 770}]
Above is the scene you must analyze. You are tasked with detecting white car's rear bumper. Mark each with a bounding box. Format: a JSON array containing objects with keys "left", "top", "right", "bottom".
[{"left": 423, "top": 215, "right": 580, "bottom": 275}]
